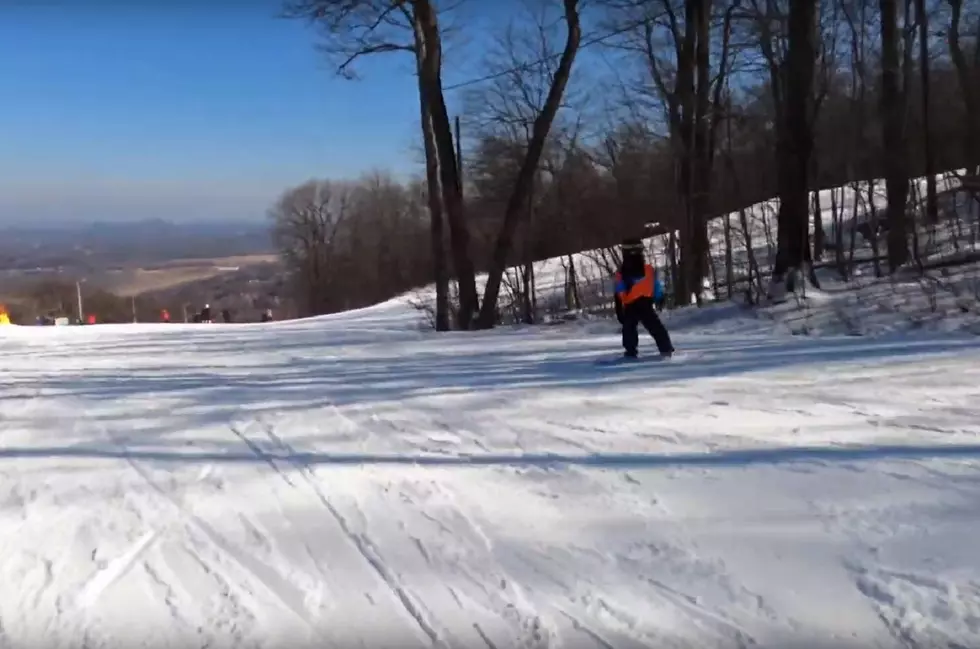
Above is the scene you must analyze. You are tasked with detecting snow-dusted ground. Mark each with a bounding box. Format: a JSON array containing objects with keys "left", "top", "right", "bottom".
[{"left": 3, "top": 296, "right": 980, "bottom": 649}]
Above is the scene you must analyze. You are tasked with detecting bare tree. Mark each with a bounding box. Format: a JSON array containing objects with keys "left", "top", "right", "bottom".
[
  {"left": 810, "top": 0, "right": 845, "bottom": 262},
  {"left": 473, "top": 0, "right": 584, "bottom": 329},
  {"left": 916, "top": 0, "right": 939, "bottom": 225},
  {"left": 270, "top": 180, "right": 353, "bottom": 315},
  {"left": 282, "top": 0, "right": 479, "bottom": 328},
  {"left": 945, "top": 0, "right": 979, "bottom": 175},
  {"left": 880, "top": 0, "right": 911, "bottom": 271},
  {"left": 464, "top": 0, "right": 591, "bottom": 324},
  {"left": 604, "top": 0, "right": 740, "bottom": 305},
  {"left": 271, "top": 174, "right": 431, "bottom": 317},
  {"left": 761, "top": 0, "right": 820, "bottom": 297},
  {"left": 420, "top": 85, "right": 450, "bottom": 330},
  {"left": 269, "top": 0, "right": 980, "bottom": 326}
]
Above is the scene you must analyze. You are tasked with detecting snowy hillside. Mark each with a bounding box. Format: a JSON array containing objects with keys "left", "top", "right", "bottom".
[
  {"left": 410, "top": 170, "right": 979, "bottom": 334},
  {"left": 3, "top": 293, "right": 980, "bottom": 648}
]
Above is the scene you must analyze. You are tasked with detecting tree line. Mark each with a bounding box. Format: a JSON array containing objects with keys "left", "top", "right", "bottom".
[{"left": 269, "top": 0, "right": 979, "bottom": 328}]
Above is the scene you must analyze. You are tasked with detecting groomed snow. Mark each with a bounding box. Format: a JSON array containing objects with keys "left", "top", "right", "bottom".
[{"left": 3, "top": 297, "right": 980, "bottom": 649}]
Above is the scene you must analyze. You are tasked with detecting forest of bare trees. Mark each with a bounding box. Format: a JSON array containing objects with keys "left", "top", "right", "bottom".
[{"left": 270, "top": 0, "right": 979, "bottom": 328}]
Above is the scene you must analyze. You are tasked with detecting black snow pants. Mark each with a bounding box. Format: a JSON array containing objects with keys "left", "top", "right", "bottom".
[{"left": 620, "top": 297, "right": 673, "bottom": 356}]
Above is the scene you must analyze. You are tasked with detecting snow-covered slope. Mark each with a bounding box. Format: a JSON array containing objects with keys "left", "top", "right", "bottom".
[
  {"left": 3, "top": 297, "right": 980, "bottom": 648},
  {"left": 409, "top": 170, "right": 979, "bottom": 331}
]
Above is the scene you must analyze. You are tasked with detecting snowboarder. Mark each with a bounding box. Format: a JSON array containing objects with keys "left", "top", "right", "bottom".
[{"left": 613, "top": 238, "right": 674, "bottom": 359}]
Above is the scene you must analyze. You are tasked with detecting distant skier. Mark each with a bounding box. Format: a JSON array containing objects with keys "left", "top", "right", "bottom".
[
  {"left": 200, "top": 303, "right": 212, "bottom": 323},
  {"left": 613, "top": 238, "right": 674, "bottom": 359}
]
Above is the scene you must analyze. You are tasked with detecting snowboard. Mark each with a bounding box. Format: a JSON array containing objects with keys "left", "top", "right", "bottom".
[{"left": 594, "top": 353, "right": 679, "bottom": 367}]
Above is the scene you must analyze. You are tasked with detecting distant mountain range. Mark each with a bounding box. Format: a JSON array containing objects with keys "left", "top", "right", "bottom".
[{"left": 0, "top": 218, "right": 275, "bottom": 271}]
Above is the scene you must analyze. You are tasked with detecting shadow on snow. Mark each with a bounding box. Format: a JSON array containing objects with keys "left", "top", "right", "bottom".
[
  {"left": 2, "top": 441, "right": 980, "bottom": 470},
  {"left": 4, "top": 318, "right": 979, "bottom": 464}
]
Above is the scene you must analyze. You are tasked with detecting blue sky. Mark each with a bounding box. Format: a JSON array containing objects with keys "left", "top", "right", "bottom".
[{"left": 0, "top": 2, "right": 503, "bottom": 223}]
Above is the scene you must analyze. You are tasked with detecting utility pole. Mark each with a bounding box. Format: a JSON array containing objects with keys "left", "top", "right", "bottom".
[{"left": 76, "top": 280, "right": 84, "bottom": 324}]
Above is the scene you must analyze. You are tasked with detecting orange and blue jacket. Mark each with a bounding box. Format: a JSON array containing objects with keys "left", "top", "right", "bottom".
[{"left": 615, "top": 264, "right": 664, "bottom": 305}]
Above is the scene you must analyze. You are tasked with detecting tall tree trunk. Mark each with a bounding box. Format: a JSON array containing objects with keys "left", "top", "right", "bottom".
[
  {"left": 916, "top": 0, "right": 938, "bottom": 224},
  {"left": 475, "top": 0, "right": 582, "bottom": 329},
  {"left": 812, "top": 159, "right": 826, "bottom": 260},
  {"left": 723, "top": 212, "right": 734, "bottom": 298},
  {"left": 770, "top": 0, "right": 818, "bottom": 296},
  {"left": 668, "top": 230, "right": 679, "bottom": 308},
  {"left": 710, "top": 10, "right": 737, "bottom": 299},
  {"left": 879, "top": 0, "right": 910, "bottom": 271},
  {"left": 674, "top": 0, "right": 698, "bottom": 306},
  {"left": 689, "top": 0, "right": 712, "bottom": 306},
  {"left": 947, "top": 0, "right": 980, "bottom": 173},
  {"left": 414, "top": 1, "right": 479, "bottom": 329},
  {"left": 408, "top": 7, "right": 449, "bottom": 329},
  {"left": 521, "top": 172, "right": 536, "bottom": 325},
  {"left": 419, "top": 99, "right": 449, "bottom": 330}
]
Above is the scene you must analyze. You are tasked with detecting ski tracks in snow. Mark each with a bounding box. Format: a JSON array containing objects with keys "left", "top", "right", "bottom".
[
  {"left": 36, "top": 410, "right": 339, "bottom": 648},
  {"left": 850, "top": 563, "right": 980, "bottom": 648},
  {"left": 219, "top": 407, "right": 772, "bottom": 649},
  {"left": 5, "top": 323, "right": 980, "bottom": 648}
]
